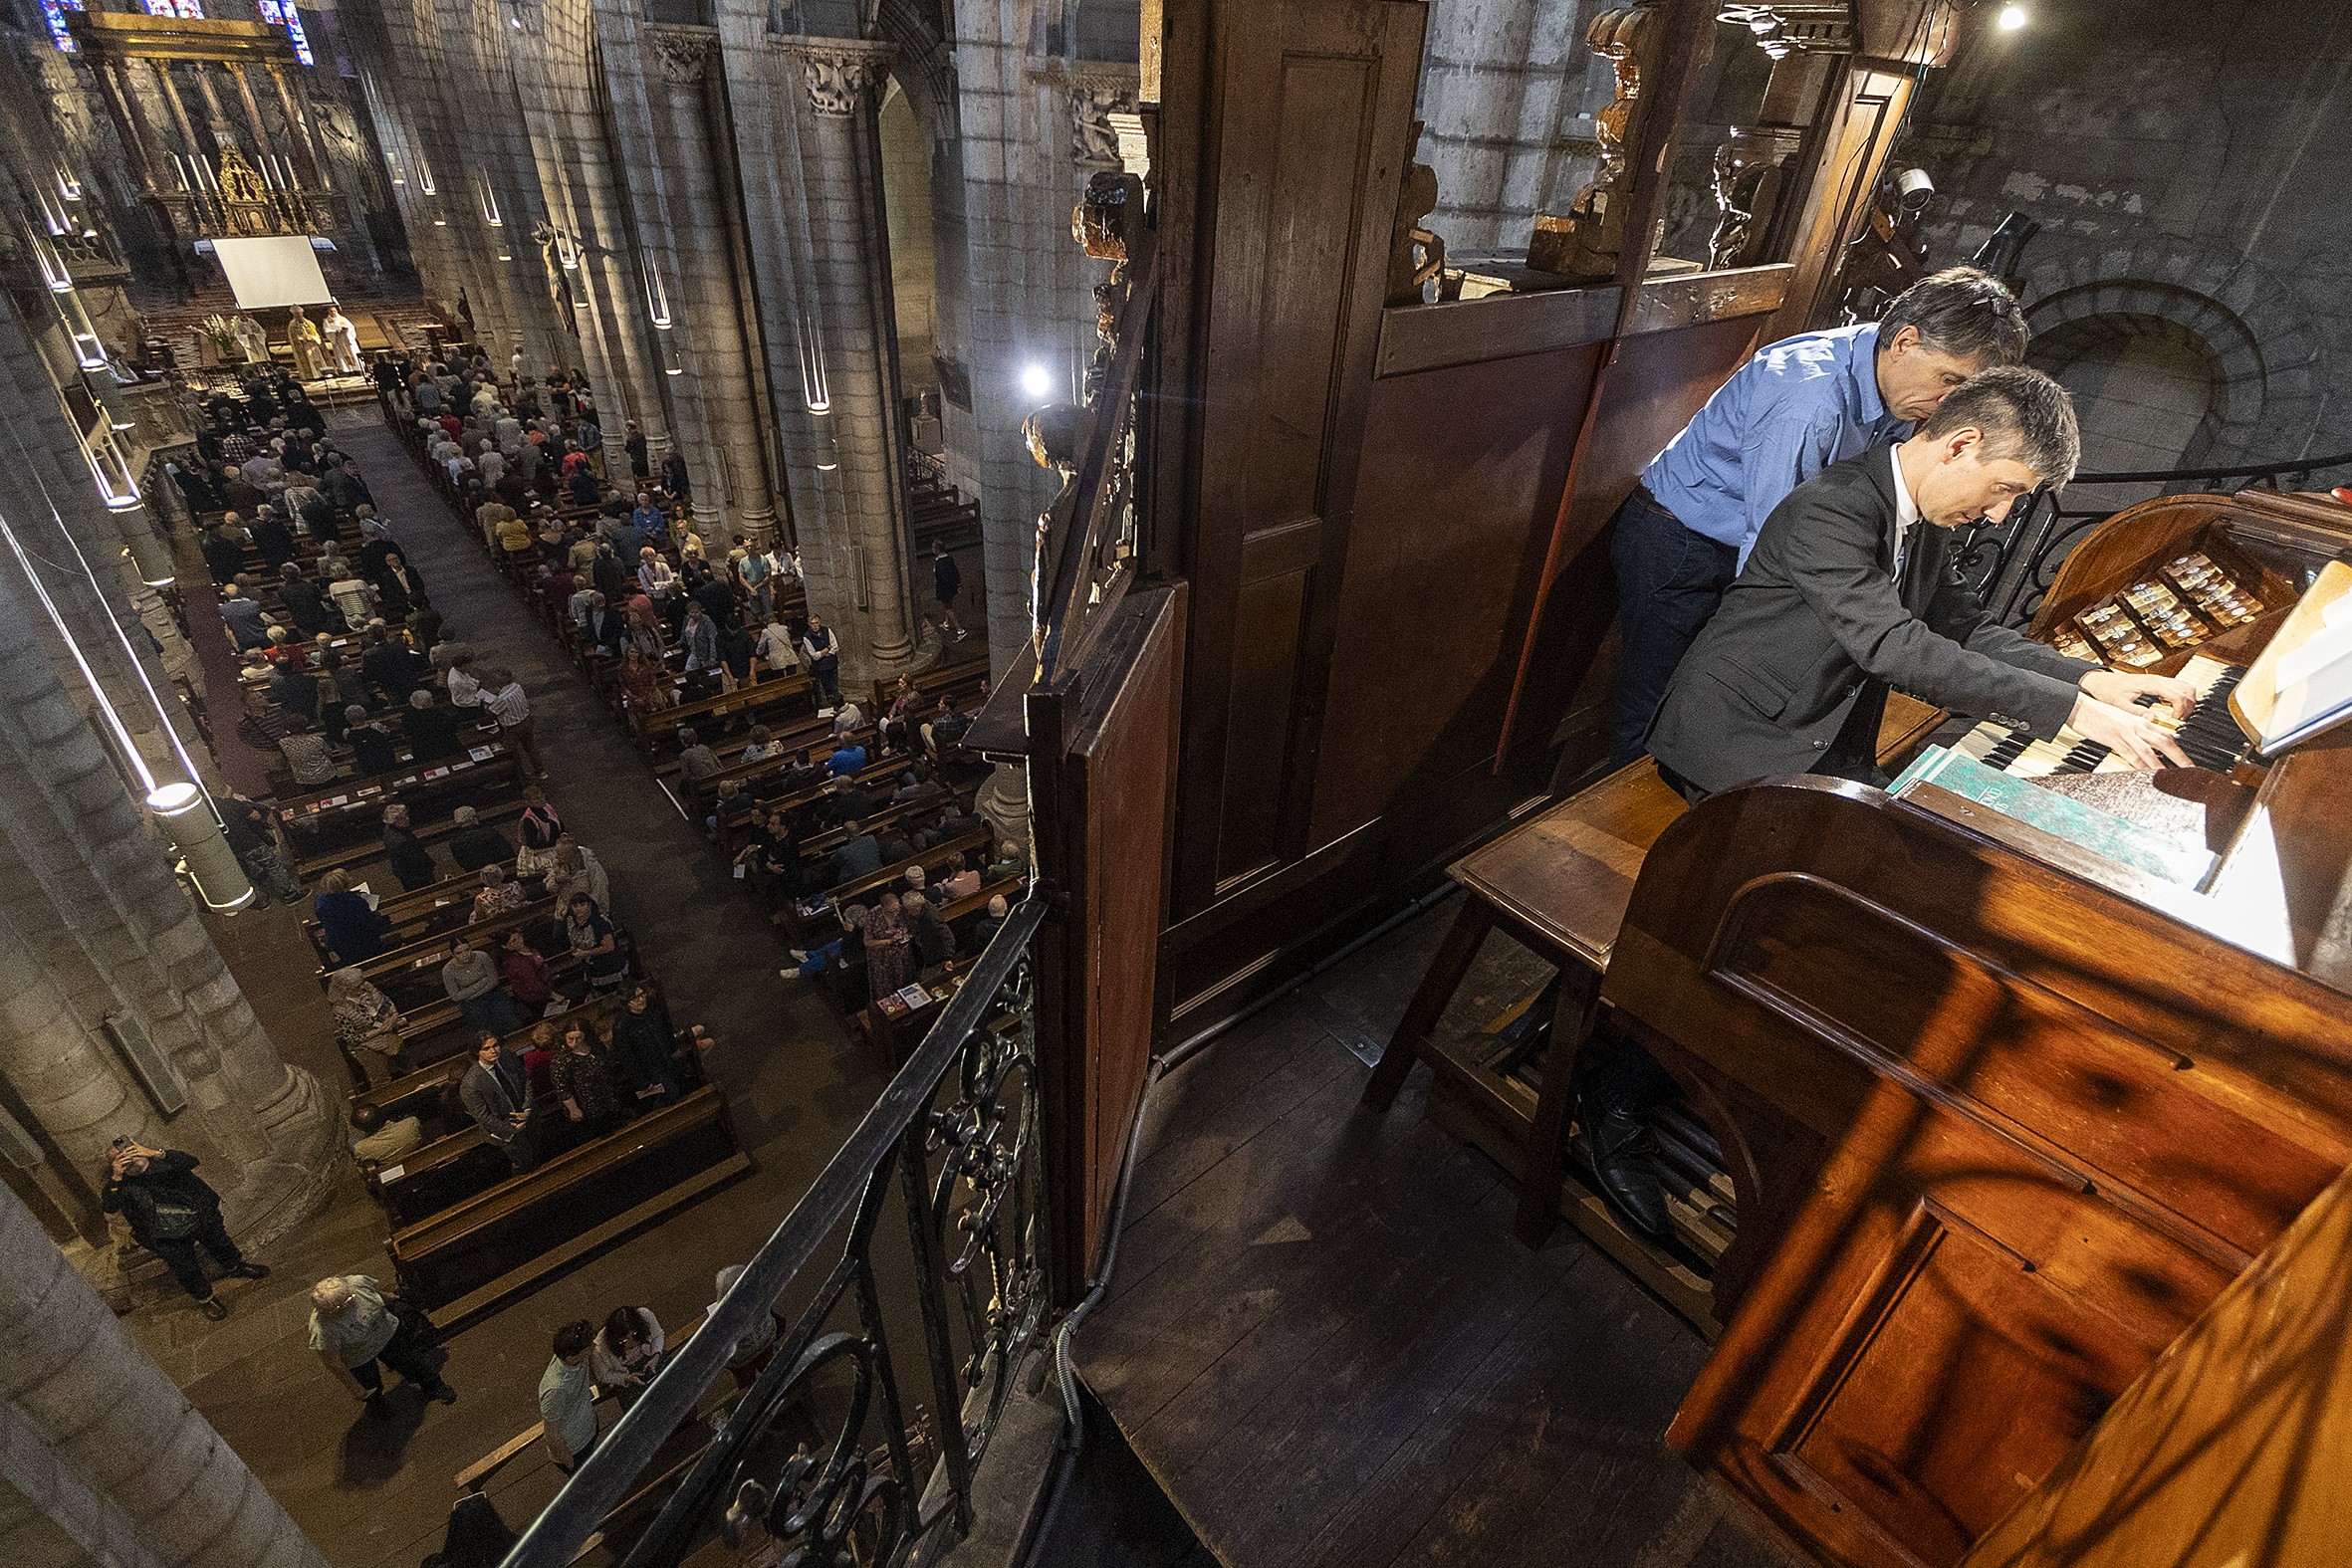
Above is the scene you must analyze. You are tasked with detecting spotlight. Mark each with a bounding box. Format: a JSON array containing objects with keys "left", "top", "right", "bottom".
[
  {"left": 1019, "top": 362, "right": 1054, "bottom": 399},
  {"left": 1997, "top": 4, "right": 2027, "bottom": 29}
]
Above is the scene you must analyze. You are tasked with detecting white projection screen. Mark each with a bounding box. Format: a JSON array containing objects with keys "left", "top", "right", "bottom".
[{"left": 211, "top": 236, "right": 333, "bottom": 310}]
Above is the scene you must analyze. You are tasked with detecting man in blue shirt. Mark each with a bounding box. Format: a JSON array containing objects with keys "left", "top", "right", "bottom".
[{"left": 1607, "top": 267, "right": 2029, "bottom": 765}]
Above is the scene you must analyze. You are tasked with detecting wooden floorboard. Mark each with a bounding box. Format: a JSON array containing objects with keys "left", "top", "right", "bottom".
[{"left": 1077, "top": 906, "right": 1804, "bottom": 1568}]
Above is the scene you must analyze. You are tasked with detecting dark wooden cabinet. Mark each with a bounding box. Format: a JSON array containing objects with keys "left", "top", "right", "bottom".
[{"left": 1601, "top": 491, "right": 2352, "bottom": 1568}]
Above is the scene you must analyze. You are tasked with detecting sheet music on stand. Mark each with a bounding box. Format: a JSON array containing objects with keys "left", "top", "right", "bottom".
[{"left": 2233, "top": 560, "right": 2352, "bottom": 756}]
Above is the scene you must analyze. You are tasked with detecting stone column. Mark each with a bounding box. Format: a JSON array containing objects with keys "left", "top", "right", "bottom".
[
  {"left": 189, "top": 66, "right": 233, "bottom": 148},
  {"left": 151, "top": 64, "right": 202, "bottom": 163},
  {"left": 0, "top": 878, "right": 174, "bottom": 1191},
  {"left": 0, "top": 560, "right": 339, "bottom": 1246},
  {"left": 266, "top": 63, "right": 328, "bottom": 194},
  {"left": 773, "top": 36, "right": 918, "bottom": 680},
  {"left": 0, "top": 1183, "right": 332, "bottom": 1568},
  {"left": 228, "top": 64, "right": 273, "bottom": 165},
  {"left": 97, "top": 65, "right": 162, "bottom": 196},
  {"left": 641, "top": 24, "right": 779, "bottom": 548}
]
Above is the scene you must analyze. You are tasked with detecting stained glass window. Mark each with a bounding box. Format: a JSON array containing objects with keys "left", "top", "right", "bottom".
[
  {"left": 40, "top": 0, "right": 83, "bottom": 55},
  {"left": 141, "top": 1, "right": 208, "bottom": 17},
  {"left": 258, "top": 0, "right": 315, "bottom": 66}
]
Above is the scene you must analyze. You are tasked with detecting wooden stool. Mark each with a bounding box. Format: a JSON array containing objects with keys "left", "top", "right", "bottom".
[{"left": 1364, "top": 758, "right": 1687, "bottom": 1245}]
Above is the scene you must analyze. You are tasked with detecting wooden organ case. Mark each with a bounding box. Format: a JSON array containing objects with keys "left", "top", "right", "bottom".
[{"left": 1601, "top": 489, "right": 2352, "bottom": 1568}]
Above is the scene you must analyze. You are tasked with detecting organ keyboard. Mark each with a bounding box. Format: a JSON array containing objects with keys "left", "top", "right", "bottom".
[
  {"left": 1600, "top": 486, "right": 2352, "bottom": 1568},
  {"left": 1944, "top": 652, "right": 2252, "bottom": 779}
]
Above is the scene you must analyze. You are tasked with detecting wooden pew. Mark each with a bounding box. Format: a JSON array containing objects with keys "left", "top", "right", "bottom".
[
  {"left": 852, "top": 882, "right": 1026, "bottom": 1067},
  {"left": 351, "top": 992, "right": 626, "bottom": 1127},
  {"left": 373, "top": 1010, "right": 705, "bottom": 1227},
  {"left": 301, "top": 862, "right": 511, "bottom": 963},
  {"left": 329, "top": 896, "right": 560, "bottom": 1003},
  {"left": 628, "top": 670, "right": 817, "bottom": 755},
  {"left": 388, "top": 1084, "right": 750, "bottom": 1323},
  {"left": 296, "top": 797, "right": 528, "bottom": 884},
  {"left": 278, "top": 743, "right": 519, "bottom": 860},
  {"left": 451, "top": 1311, "right": 714, "bottom": 1492},
  {"left": 822, "top": 827, "right": 993, "bottom": 917},
  {"left": 868, "top": 650, "right": 990, "bottom": 719},
  {"left": 662, "top": 705, "right": 859, "bottom": 789}
]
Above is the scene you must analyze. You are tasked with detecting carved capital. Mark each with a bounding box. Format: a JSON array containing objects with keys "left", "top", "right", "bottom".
[
  {"left": 773, "top": 37, "right": 896, "bottom": 116},
  {"left": 644, "top": 24, "right": 719, "bottom": 86}
]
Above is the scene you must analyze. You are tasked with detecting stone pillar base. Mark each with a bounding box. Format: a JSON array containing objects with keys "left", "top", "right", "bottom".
[{"left": 977, "top": 763, "right": 1032, "bottom": 864}]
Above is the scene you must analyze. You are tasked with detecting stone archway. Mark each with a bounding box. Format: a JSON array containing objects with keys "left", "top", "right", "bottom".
[
  {"left": 2028, "top": 311, "right": 2230, "bottom": 510},
  {"left": 2008, "top": 235, "right": 2329, "bottom": 466}
]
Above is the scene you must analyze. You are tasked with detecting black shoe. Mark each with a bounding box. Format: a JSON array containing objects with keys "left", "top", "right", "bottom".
[
  {"left": 1579, "top": 1103, "right": 1673, "bottom": 1241},
  {"left": 424, "top": 1382, "right": 458, "bottom": 1406},
  {"left": 231, "top": 1261, "right": 271, "bottom": 1279},
  {"left": 199, "top": 1295, "right": 229, "bottom": 1320}
]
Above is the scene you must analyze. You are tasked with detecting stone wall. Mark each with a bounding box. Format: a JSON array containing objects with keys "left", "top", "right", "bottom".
[
  {"left": 1417, "top": 0, "right": 1617, "bottom": 258},
  {"left": 1893, "top": 0, "right": 2352, "bottom": 473}
]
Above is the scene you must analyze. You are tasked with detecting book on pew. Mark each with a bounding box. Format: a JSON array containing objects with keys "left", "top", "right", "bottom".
[{"left": 469, "top": 746, "right": 495, "bottom": 762}]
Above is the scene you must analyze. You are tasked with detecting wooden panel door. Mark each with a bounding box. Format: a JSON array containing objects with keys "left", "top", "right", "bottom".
[
  {"left": 1960, "top": 1158, "right": 2352, "bottom": 1568},
  {"left": 1173, "top": 0, "right": 1425, "bottom": 909},
  {"left": 1600, "top": 779, "right": 2352, "bottom": 1568},
  {"left": 1030, "top": 585, "right": 1187, "bottom": 1302}
]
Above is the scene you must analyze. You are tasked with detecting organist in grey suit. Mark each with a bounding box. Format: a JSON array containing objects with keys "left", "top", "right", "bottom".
[
  {"left": 1585, "top": 368, "right": 2199, "bottom": 1243},
  {"left": 1648, "top": 366, "right": 2195, "bottom": 799}
]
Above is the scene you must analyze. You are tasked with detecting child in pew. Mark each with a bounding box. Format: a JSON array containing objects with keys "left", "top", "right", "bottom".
[
  {"left": 707, "top": 779, "right": 758, "bottom": 842},
  {"left": 784, "top": 905, "right": 865, "bottom": 984}
]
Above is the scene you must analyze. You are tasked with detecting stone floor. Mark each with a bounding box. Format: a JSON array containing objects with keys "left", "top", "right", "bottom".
[{"left": 148, "top": 418, "right": 888, "bottom": 1568}]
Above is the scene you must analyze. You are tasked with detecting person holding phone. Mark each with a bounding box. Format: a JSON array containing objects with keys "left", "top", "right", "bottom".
[{"left": 102, "top": 1141, "right": 269, "bottom": 1319}]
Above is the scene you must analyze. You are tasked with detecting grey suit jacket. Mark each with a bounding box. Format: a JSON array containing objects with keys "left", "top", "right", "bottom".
[
  {"left": 1649, "top": 448, "right": 2097, "bottom": 795},
  {"left": 459, "top": 1055, "right": 529, "bottom": 1148}
]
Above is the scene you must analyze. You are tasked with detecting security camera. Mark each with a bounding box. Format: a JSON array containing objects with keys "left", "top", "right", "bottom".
[{"left": 1893, "top": 167, "right": 1936, "bottom": 216}]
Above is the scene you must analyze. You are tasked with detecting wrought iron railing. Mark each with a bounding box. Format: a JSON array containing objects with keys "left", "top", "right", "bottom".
[
  {"left": 502, "top": 890, "right": 1052, "bottom": 1568},
  {"left": 1955, "top": 447, "right": 2352, "bottom": 627}
]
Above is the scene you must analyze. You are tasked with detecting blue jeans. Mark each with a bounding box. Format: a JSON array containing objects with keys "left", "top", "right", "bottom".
[{"left": 1608, "top": 489, "right": 1739, "bottom": 766}]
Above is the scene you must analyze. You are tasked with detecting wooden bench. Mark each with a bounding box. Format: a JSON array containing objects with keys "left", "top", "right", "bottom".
[
  {"left": 331, "top": 896, "right": 561, "bottom": 1004},
  {"left": 853, "top": 880, "right": 1026, "bottom": 1067},
  {"left": 372, "top": 1008, "right": 697, "bottom": 1226},
  {"left": 1365, "top": 756, "right": 1684, "bottom": 1241},
  {"left": 868, "top": 651, "right": 990, "bottom": 719},
  {"left": 351, "top": 992, "right": 627, "bottom": 1124},
  {"left": 301, "top": 862, "right": 512, "bottom": 962},
  {"left": 451, "top": 1311, "right": 714, "bottom": 1491},
  {"left": 629, "top": 671, "right": 817, "bottom": 754},
  {"left": 767, "top": 798, "right": 972, "bottom": 928},
  {"left": 389, "top": 1084, "right": 750, "bottom": 1323},
  {"left": 296, "top": 797, "right": 528, "bottom": 884},
  {"left": 278, "top": 744, "right": 518, "bottom": 858},
  {"left": 823, "top": 827, "right": 992, "bottom": 918},
  {"left": 1363, "top": 700, "right": 1949, "bottom": 1286}
]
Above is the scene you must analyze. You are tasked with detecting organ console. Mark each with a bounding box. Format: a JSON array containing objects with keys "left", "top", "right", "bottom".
[{"left": 1599, "top": 486, "right": 2352, "bottom": 1568}]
